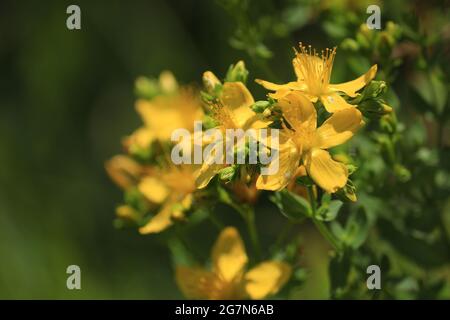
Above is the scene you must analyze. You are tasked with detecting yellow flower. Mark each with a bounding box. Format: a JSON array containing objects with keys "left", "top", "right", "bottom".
[
  {"left": 176, "top": 227, "right": 291, "bottom": 299},
  {"left": 256, "top": 43, "right": 377, "bottom": 113},
  {"left": 105, "top": 155, "right": 142, "bottom": 190},
  {"left": 138, "top": 164, "right": 197, "bottom": 234},
  {"left": 125, "top": 73, "right": 203, "bottom": 150},
  {"left": 195, "top": 70, "right": 270, "bottom": 189},
  {"left": 256, "top": 92, "right": 363, "bottom": 193}
]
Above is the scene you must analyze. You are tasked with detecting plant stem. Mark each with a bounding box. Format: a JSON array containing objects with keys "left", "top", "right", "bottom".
[
  {"left": 307, "top": 186, "right": 342, "bottom": 253},
  {"left": 208, "top": 210, "right": 224, "bottom": 230},
  {"left": 244, "top": 206, "right": 262, "bottom": 260},
  {"left": 231, "top": 203, "right": 262, "bottom": 260},
  {"left": 274, "top": 221, "right": 294, "bottom": 250}
]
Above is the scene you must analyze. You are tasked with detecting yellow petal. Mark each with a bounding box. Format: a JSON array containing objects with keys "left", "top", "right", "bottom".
[
  {"left": 248, "top": 116, "right": 272, "bottom": 130},
  {"left": 255, "top": 79, "right": 306, "bottom": 92},
  {"left": 320, "top": 93, "right": 354, "bottom": 113},
  {"left": 221, "top": 82, "right": 254, "bottom": 109},
  {"left": 159, "top": 70, "right": 178, "bottom": 93},
  {"left": 234, "top": 106, "right": 258, "bottom": 129},
  {"left": 126, "top": 127, "right": 155, "bottom": 149},
  {"left": 105, "top": 155, "right": 142, "bottom": 189},
  {"left": 175, "top": 266, "right": 219, "bottom": 299},
  {"left": 139, "top": 202, "right": 173, "bottom": 234},
  {"left": 305, "top": 149, "right": 348, "bottom": 193},
  {"left": 116, "top": 205, "right": 139, "bottom": 221},
  {"left": 195, "top": 162, "right": 224, "bottom": 189},
  {"left": 256, "top": 136, "right": 301, "bottom": 191},
  {"left": 329, "top": 65, "right": 377, "bottom": 97},
  {"left": 135, "top": 99, "right": 185, "bottom": 140},
  {"left": 315, "top": 108, "right": 363, "bottom": 149},
  {"left": 244, "top": 261, "right": 292, "bottom": 299},
  {"left": 138, "top": 176, "right": 169, "bottom": 203},
  {"left": 278, "top": 92, "right": 317, "bottom": 131},
  {"left": 212, "top": 227, "right": 248, "bottom": 283}
]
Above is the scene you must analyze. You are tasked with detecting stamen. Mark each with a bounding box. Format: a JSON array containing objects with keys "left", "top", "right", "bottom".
[{"left": 294, "top": 43, "right": 337, "bottom": 95}]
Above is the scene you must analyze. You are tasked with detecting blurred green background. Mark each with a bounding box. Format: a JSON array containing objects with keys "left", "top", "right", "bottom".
[{"left": 0, "top": 0, "right": 448, "bottom": 299}]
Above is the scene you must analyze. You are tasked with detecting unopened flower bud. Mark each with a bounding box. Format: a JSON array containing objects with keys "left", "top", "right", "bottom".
[
  {"left": 159, "top": 71, "right": 178, "bottom": 93},
  {"left": 252, "top": 100, "right": 270, "bottom": 113},
  {"left": 225, "top": 60, "right": 249, "bottom": 84},
  {"left": 219, "top": 166, "right": 237, "bottom": 182},
  {"left": 203, "top": 71, "right": 221, "bottom": 94},
  {"left": 135, "top": 76, "right": 159, "bottom": 99}
]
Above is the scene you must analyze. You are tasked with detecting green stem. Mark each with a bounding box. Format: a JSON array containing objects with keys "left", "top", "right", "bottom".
[
  {"left": 307, "top": 186, "right": 342, "bottom": 253},
  {"left": 245, "top": 206, "right": 262, "bottom": 260},
  {"left": 208, "top": 210, "right": 224, "bottom": 230},
  {"left": 231, "top": 203, "right": 262, "bottom": 260},
  {"left": 274, "top": 221, "right": 294, "bottom": 250}
]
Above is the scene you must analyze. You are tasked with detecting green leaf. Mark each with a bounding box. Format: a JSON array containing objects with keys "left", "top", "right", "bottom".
[
  {"left": 329, "top": 251, "right": 351, "bottom": 298},
  {"left": 316, "top": 200, "right": 343, "bottom": 222},
  {"left": 270, "top": 190, "right": 312, "bottom": 222},
  {"left": 342, "top": 208, "right": 370, "bottom": 249}
]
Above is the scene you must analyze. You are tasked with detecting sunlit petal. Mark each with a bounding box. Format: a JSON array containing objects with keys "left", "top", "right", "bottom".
[
  {"left": 305, "top": 148, "right": 348, "bottom": 193},
  {"left": 139, "top": 202, "right": 173, "bottom": 234},
  {"left": 221, "top": 82, "right": 254, "bottom": 109},
  {"left": 138, "top": 176, "right": 169, "bottom": 203},
  {"left": 320, "top": 93, "right": 354, "bottom": 113},
  {"left": 176, "top": 266, "right": 220, "bottom": 299},
  {"left": 329, "top": 65, "right": 377, "bottom": 97},
  {"left": 278, "top": 92, "right": 317, "bottom": 131},
  {"left": 212, "top": 227, "right": 248, "bottom": 283},
  {"left": 315, "top": 108, "right": 363, "bottom": 149},
  {"left": 244, "top": 261, "right": 292, "bottom": 299},
  {"left": 256, "top": 137, "right": 301, "bottom": 191}
]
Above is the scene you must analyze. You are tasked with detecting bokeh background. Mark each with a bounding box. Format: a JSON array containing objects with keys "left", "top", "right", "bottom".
[{"left": 0, "top": 0, "right": 448, "bottom": 299}]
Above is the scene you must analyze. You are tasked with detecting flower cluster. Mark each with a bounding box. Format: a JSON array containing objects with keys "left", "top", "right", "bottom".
[{"left": 106, "top": 43, "right": 391, "bottom": 299}]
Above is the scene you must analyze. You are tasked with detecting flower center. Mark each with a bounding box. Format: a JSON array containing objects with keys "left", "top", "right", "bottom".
[
  {"left": 294, "top": 43, "right": 336, "bottom": 96},
  {"left": 292, "top": 126, "right": 316, "bottom": 154}
]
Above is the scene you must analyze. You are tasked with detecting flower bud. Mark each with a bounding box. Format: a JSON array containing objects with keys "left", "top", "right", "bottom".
[
  {"left": 364, "top": 81, "right": 387, "bottom": 99},
  {"left": 135, "top": 76, "right": 159, "bottom": 99},
  {"left": 225, "top": 60, "right": 249, "bottom": 84},
  {"left": 203, "top": 71, "right": 221, "bottom": 94},
  {"left": 341, "top": 38, "right": 360, "bottom": 51},
  {"left": 219, "top": 166, "right": 237, "bottom": 182},
  {"left": 159, "top": 71, "right": 178, "bottom": 93},
  {"left": 394, "top": 164, "right": 411, "bottom": 182},
  {"left": 252, "top": 100, "right": 271, "bottom": 113}
]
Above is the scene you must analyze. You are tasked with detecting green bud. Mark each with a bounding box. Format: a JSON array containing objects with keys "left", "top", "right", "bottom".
[
  {"left": 124, "top": 187, "right": 148, "bottom": 212},
  {"left": 346, "top": 164, "right": 358, "bottom": 175},
  {"left": 359, "top": 100, "right": 390, "bottom": 119},
  {"left": 129, "top": 143, "right": 153, "bottom": 162},
  {"left": 394, "top": 164, "right": 411, "bottom": 182},
  {"left": 225, "top": 60, "right": 249, "bottom": 84},
  {"left": 202, "top": 114, "right": 218, "bottom": 129},
  {"left": 364, "top": 81, "right": 387, "bottom": 99},
  {"left": 135, "top": 76, "right": 159, "bottom": 99},
  {"left": 218, "top": 166, "right": 237, "bottom": 182},
  {"left": 336, "top": 179, "right": 357, "bottom": 202},
  {"left": 200, "top": 90, "right": 216, "bottom": 103},
  {"left": 379, "top": 32, "right": 395, "bottom": 56},
  {"left": 380, "top": 113, "right": 397, "bottom": 133},
  {"left": 385, "top": 21, "right": 401, "bottom": 39},
  {"left": 252, "top": 100, "right": 271, "bottom": 113},
  {"left": 341, "top": 38, "right": 360, "bottom": 51}
]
